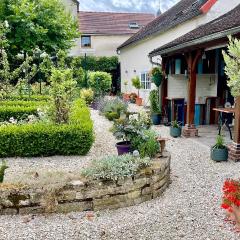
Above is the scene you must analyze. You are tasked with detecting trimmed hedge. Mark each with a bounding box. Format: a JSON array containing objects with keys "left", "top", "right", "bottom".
[
  {"left": 0, "top": 99, "right": 94, "bottom": 157},
  {"left": 0, "top": 101, "right": 46, "bottom": 121},
  {"left": 2, "top": 95, "right": 50, "bottom": 102}
]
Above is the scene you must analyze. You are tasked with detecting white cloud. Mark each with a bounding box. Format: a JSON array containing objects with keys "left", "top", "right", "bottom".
[{"left": 80, "top": 0, "right": 180, "bottom": 13}]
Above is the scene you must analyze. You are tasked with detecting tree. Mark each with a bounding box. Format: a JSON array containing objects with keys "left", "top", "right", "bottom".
[
  {"left": 223, "top": 37, "right": 240, "bottom": 97},
  {"left": 0, "top": 0, "right": 79, "bottom": 57}
]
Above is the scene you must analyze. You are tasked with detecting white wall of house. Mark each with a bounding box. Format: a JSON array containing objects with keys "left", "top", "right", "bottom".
[
  {"left": 70, "top": 35, "right": 132, "bottom": 57},
  {"left": 119, "top": 0, "right": 239, "bottom": 105},
  {"left": 167, "top": 74, "right": 218, "bottom": 103}
]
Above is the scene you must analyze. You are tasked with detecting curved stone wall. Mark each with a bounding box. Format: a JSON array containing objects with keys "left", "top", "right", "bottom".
[{"left": 0, "top": 153, "right": 171, "bottom": 215}]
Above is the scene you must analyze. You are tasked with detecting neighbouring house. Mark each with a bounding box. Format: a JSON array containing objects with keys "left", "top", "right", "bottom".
[
  {"left": 149, "top": 4, "right": 240, "bottom": 161},
  {"left": 70, "top": 11, "right": 155, "bottom": 57},
  {"left": 117, "top": 0, "right": 239, "bottom": 105}
]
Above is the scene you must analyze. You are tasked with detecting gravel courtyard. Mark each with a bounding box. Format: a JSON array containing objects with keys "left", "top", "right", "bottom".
[{"left": 0, "top": 109, "right": 240, "bottom": 240}]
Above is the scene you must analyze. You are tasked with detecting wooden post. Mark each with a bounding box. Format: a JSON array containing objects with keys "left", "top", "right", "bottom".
[
  {"left": 183, "top": 50, "right": 202, "bottom": 137},
  {"left": 229, "top": 96, "right": 240, "bottom": 161}
]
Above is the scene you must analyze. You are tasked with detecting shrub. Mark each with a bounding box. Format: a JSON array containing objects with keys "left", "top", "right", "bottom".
[
  {"left": 88, "top": 71, "right": 112, "bottom": 95},
  {"left": 98, "top": 97, "right": 128, "bottom": 116},
  {"left": 104, "top": 111, "right": 119, "bottom": 121},
  {"left": 149, "top": 90, "right": 161, "bottom": 113},
  {"left": 131, "top": 76, "right": 141, "bottom": 96},
  {"left": 0, "top": 99, "right": 94, "bottom": 157},
  {"left": 1, "top": 95, "right": 50, "bottom": 102},
  {"left": 81, "top": 154, "right": 151, "bottom": 181},
  {"left": 0, "top": 160, "right": 8, "bottom": 183},
  {"left": 131, "top": 130, "right": 160, "bottom": 158},
  {"left": 0, "top": 100, "right": 46, "bottom": 107},
  {"left": 0, "top": 105, "right": 38, "bottom": 121},
  {"left": 80, "top": 88, "right": 94, "bottom": 105}
]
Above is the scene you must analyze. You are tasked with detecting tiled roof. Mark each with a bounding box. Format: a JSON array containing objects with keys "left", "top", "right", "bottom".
[
  {"left": 118, "top": 0, "right": 208, "bottom": 50},
  {"left": 150, "top": 4, "right": 240, "bottom": 56},
  {"left": 78, "top": 11, "right": 155, "bottom": 35}
]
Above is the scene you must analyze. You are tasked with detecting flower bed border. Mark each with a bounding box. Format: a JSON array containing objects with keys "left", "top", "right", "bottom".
[{"left": 0, "top": 153, "right": 171, "bottom": 215}]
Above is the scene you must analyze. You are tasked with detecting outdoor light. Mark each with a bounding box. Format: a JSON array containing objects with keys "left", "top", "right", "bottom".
[
  {"left": 202, "top": 52, "right": 207, "bottom": 60},
  {"left": 134, "top": 69, "right": 137, "bottom": 73},
  {"left": 125, "top": 70, "right": 128, "bottom": 74}
]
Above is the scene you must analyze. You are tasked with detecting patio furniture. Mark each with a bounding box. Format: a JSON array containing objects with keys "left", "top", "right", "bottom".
[{"left": 213, "top": 108, "right": 236, "bottom": 140}]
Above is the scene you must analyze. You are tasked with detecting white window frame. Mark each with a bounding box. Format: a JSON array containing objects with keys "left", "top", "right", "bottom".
[{"left": 140, "top": 71, "right": 151, "bottom": 90}]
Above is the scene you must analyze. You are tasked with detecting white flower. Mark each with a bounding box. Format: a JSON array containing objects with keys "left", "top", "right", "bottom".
[{"left": 4, "top": 20, "right": 9, "bottom": 28}]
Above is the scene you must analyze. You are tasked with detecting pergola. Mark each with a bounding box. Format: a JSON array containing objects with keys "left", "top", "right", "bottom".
[{"left": 149, "top": 5, "right": 240, "bottom": 161}]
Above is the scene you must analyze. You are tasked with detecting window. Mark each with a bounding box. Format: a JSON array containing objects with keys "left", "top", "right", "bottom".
[
  {"left": 129, "top": 22, "right": 140, "bottom": 29},
  {"left": 81, "top": 36, "right": 91, "bottom": 48},
  {"left": 141, "top": 72, "right": 151, "bottom": 90}
]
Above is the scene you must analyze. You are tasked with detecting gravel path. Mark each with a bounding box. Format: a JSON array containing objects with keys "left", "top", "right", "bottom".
[
  {"left": 4, "top": 110, "right": 117, "bottom": 185},
  {"left": 1, "top": 109, "right": 240, "bottom": 239}
]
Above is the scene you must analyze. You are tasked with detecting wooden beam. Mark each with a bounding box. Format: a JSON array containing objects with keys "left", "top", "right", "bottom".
[
  {"left": 234, "top": 96, "right": 240, "bottom": 144},
  {"left": 186, "top": 50, "right": 202, "bottom": 126}
]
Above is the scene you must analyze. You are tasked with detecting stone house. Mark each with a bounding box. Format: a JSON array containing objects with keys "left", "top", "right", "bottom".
[
  {"left": 117, "top": 0, "right": 239, "bottom": 105},
  {"left": 70, "top": 11, "right": 155, "bottom": 57}
]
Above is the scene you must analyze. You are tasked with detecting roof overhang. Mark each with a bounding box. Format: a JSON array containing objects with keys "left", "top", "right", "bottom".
[{"left": 149, "top": 26, "right": 240, "bottom": 57}]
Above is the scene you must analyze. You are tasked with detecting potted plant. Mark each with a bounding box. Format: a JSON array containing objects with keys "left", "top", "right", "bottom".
[
  {"left": 112, "top": 117, "right": 133, "bottom": 155},
  {"left": 211, "top": 135, "right": 228, "bottom": 162},
  {"left": 131, "top": 76, "right": 142, "bottom": 106},
  {"left": 149, "top": 90, "right": 161, "bottom": 125},
  {"left": 129, "top": 92, "right": 138, "bottom": 103},
  {"left": 170, "top": 120, "right": 182, "bottom": 138},
  {"left": 150, "top": 67, "right": 163, "bottom": 88},
  {"left": 123, "top": 80, "right": 130, "bottom": 101}
]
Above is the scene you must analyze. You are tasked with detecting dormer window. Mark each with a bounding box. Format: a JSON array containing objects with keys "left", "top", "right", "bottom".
[{"left": 129, "top": 22, "right": 140, "bottom": 29}]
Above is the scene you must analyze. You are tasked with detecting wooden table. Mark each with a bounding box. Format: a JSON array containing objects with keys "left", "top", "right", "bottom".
[{"left": 213, "top": 108, "right": 236, "bottom": 140}]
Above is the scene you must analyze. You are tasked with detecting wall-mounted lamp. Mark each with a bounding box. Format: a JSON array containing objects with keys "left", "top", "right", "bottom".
[
  {"left": 133, "top": 70, "right": 137, "bottom": 73},
  {"left": 125, "top": 70, "right": 128, "bottom": 74},
  {"left": 202, "top": 52, "right": 207, "bottom": 60}
]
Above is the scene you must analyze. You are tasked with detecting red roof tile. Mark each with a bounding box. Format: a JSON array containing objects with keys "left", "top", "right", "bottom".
[{"left": 78, "top": 11, "right": 155, "bottom": 35}]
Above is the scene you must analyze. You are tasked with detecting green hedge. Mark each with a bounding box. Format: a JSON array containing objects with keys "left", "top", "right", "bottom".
[
  {"left": 0, "top": 100, "right": 47, "bottom": 121},
  {"left": 2, "top": 95, "right": 50, "bottom": 102},
  {"left": 0, "top": 99, "right": 94, "bottom": 157},
  {"left": 0, "top": 106, "right": 38, "bottom": 121}
]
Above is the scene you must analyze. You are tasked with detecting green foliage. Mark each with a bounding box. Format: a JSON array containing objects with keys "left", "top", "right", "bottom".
[
  {"left": 171, "top": 120, "right": 181, "bottom": 128},
  {"left": 81, "top": 154, "right": 151, "bottom": 181},
  {"left": 0, "top": 0, "right": 79, "bottom": 57},
  {"left": 112, "top": 112, "right": 151, "bottom": 142},
  {"left": 88, "top": 71, "right": 112, "bottom": 95},
  {"left": 149, "top": 90, "right": 161, "bottom": 113},
  {"left": 98, "top": 97, "right": 128, "bottom": 118},
  {"left": 0, "top": 105, "right": 38, "bottom": 122},
  {"left": 1, "top": 95, "right": 50, "bottom": 101},
  {"left": 80, "top": 88, "right": 94, "bottom": 105},
  {"left": 132, "top": 130, "right": 160, "bottom": 158},
  {"left": 213, "top": 135, "right": 226, "bottom": 149},
  {"left": 131, "top": 76, "right": 141, "bottom": 96},
  {"left": 104, "top": 111, "right": 120, "bottom": 121},
  {"left": 0, "top": 99, "right": 94, "bottom": 157},
  {"left": 75, "top": 56, "right": 119, "bottom": 72},
  {"left": 223, "top": 37, "right": 240, "bottom": 97},
  {"left": 0, "top": 160, "right": 8, "bottom": 183},
  {"left": 49, "top": 68, "right": 77, "bottom": 124},
  {"left": 150, "top": 67, "right": 163, "bottom": 87}
]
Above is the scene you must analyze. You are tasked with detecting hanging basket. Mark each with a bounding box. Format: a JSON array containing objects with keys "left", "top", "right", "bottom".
[{"left": 152, "top": 74, "right": 163, "bottom": 87}]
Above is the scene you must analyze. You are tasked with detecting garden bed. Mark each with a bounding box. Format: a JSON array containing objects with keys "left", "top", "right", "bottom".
[{"left": 0, "top": 153, "right": 170, "bottom": 215}]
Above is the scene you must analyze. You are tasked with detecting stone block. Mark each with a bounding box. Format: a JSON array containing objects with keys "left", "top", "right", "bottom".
[
  {"left": 56, "top": 201, "right": 92, "bottom": 213},
  {"left": 19, "top": 206, "right": 44, "bottom": 215}
]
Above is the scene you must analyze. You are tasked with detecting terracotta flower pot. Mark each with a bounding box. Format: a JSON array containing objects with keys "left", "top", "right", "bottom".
[
  {"left": 232, "top": 204, "right": 240, "bottom": 228},
  {"left": 123, "top": 93, "right": 130, "bottom": 101},
  {"left": 136, "top": 97, "right": 143, "bottom": 106}
]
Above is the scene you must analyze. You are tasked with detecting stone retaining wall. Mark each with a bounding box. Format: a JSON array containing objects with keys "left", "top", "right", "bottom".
[{"left": 0, "top": 153, "right": 171, "bottom": 215}]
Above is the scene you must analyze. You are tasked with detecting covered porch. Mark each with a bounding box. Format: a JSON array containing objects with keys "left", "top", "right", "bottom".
[{"left": 149, "top": 6, "right": 240, "bottom": 161}]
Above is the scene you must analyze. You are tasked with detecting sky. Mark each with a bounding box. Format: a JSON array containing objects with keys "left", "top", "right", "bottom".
[{"left": 79, "top": 0, "right": 180, "bottom": 14}]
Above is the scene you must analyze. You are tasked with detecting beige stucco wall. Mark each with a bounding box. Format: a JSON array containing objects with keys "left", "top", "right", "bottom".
[
  {"left": 70, "top": 35, "right": 133, "bottom": 57},
  {"left": 119, "top": 0, "right": 239, "bottom": 104}
]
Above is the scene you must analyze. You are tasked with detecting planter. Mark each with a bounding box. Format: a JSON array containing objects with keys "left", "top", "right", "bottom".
[
  {"left": 170, "top": 127, "right": 182, "bottom": 138},
  {"left": 211, "top": 147, "right": 228, "bottom": 162},
  {"left": 152, "top": 74, "right": 163, "bottom": 87},
  {"left": 151, "top": 113, "right": 161, "bottom": 125},
  {"left": 232, "top": 204, "right": 240, "bottom": 228},
  {"left": 116, "top": 141, "right": 131, "bottom": 155},
  {"left": 123, "top": 93, "right": 130, "bottom": 101},
  {"left": 136, "top": 97, "right": 143, "bottom": 106}
]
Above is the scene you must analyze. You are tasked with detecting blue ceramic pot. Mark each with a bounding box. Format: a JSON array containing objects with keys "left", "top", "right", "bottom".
[
  {"left": 116, "top": 141, "right": 132, "bottom": 155},
  {"left": 211, "top": 147, "right": 228, "bottom": 162},
  {"left": 170, "top": 127, "right": 182, "bottom": 138},
  {"left": 151, "top": 113, "right": 161, "bottom": 125}
]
